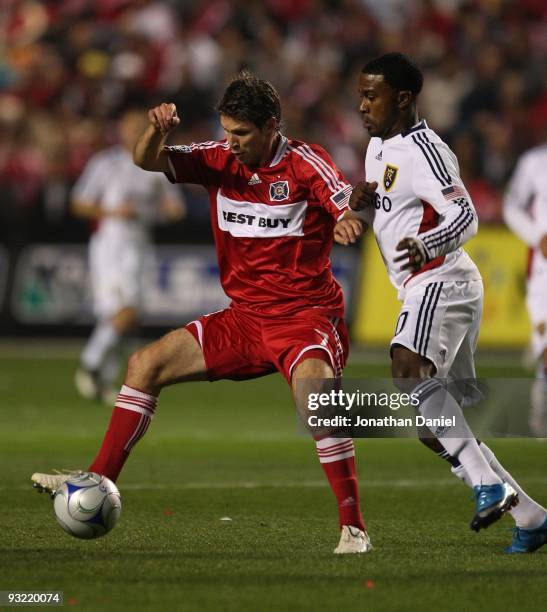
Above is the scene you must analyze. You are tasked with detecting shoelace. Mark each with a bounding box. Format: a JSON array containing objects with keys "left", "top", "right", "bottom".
[
  {"left": 509, "top": 527, "right": 522, "bottom": 542},
  {"left": 52, "top": 469, "right": 81, "bottom": 476}
]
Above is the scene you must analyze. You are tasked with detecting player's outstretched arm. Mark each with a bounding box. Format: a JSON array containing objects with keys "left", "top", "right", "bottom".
[
  {"left": 133, "top": 103, "right": 180, "bottom": 172},
  {"left": 71, "top": 199, "right": 136, "bottom": 220}
]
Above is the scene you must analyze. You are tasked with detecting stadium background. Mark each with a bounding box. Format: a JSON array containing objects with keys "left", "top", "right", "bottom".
[
  {"left": 1, "top": 3, "right": 546, "bottom": 611},
  {"left": 1, "top": 0, "right": 545, "bottom": 345}
]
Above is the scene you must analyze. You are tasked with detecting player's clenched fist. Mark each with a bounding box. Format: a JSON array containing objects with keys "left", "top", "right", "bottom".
[
  {"left": 349, "top": 180, "right": 378, "bottom": 211},
  {"left": 148, "top": 103, "right": 180, "bottom": 135},
  {"left": 334, "top": 217, "right": 365, "bottom": 246}
]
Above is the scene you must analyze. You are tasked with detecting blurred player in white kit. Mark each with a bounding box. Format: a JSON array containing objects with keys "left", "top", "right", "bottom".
[
  {"left": 71, "top": 108, "right": 185, "bottom": 403},
  {"left": 503, "top": 141, "right": 547, "bottom": 437}
]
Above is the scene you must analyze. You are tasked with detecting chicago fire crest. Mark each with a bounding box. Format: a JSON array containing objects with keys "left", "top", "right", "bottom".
[{"left": 269, "top": 180, "right": 290, "bottom": 201}]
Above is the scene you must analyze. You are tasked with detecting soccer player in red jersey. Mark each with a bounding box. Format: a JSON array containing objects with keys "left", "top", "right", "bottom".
[{"left": 32, "top": 72, "right": 371, "bottom": 554}]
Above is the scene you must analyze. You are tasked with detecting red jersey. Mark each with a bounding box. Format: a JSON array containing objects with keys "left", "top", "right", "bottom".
[{"left": 164, "top": 135, "right": 351, "bottom": 316}]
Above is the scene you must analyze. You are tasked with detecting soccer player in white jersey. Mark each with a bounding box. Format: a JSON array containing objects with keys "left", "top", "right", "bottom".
[
  {"left": 335, "top": 53, "right": 547, "bottom": 552},
  {"left": 71, "top": 109, "right": 185, "bottom": 404},
  {"left": 503, "top": 143, "right": 547, "bottom": 438},
  {"left": 32, "top": 73, "right": 372, "bottom": 554}
]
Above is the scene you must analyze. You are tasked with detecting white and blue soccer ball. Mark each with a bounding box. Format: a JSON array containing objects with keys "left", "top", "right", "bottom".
[{"left": 53, "top": 472, "right": 121, "bottom": 539}]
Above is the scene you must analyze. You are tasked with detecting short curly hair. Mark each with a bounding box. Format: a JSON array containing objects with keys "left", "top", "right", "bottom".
[
  {"left": 362, "top": 52, "right": 423, "bottom": 95},
  {"left": 216, "top": 71, "right": 281, "bottom": 129}
]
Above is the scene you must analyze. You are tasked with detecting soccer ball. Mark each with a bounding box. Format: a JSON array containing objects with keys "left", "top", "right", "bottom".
[{"left": 53, "top": 472, "right": 122, "bottom": 539}]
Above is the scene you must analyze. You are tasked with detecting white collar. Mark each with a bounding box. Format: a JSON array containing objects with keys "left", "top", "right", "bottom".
[{"left": 269, "top": 133, "right": 288, "bottom": 167}]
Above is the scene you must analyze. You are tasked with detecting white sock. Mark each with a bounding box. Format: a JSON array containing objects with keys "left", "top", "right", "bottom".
[
  {"left": 530, "top": 364, "right": 547, "bottom": 437},
  {"left": 100, "top": 346, "right": 123, "bottom": 387},
  {"left": 451, "top": 442, "right": 547, "bottom": 529},
  {"left": 415, "top": 379, "right": 501, "bottom": 487},
  {"left": 81, "top": 321, "right": 119, "bottom": 372},
  {"left": 479, "top": 442, "right": 546, "bottom": 529}
]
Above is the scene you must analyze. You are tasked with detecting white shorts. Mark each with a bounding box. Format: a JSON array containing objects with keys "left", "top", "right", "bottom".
[
  {"left": 527, "top": 277, "right": 547, "bottom": 359},
  {"left": 390, "top": 279, "right": 483, "bottom": 380},
  {"left": 89, "top": 235, "right": 146, "bottom": 318}
]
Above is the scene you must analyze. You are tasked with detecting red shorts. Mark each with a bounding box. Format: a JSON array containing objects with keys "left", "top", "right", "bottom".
[{"left": 186, "top": 306, "right": 349, "bottom": 384}]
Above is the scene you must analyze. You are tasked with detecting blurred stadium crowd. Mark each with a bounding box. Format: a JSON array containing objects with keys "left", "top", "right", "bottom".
[{"left": 1, "top": 0, "right": 546, "bottom": 246}]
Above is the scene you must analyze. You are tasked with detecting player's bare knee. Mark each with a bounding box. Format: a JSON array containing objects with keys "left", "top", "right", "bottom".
[
  {"left": 126, "top": 348, "right": 146, "bottom": 381},
  {"left": 292, "top": 358, "right": 334, "bottom": 385},
  {"left": 391, "top": 349, "right": 421, "bottom": 381},
  {"left": 291, "top": 358, "right": 335, "bottom": 420},
  {"left": 391, "top": 346, "right": 435, "bottom": 391},
  {"left": 126, "top": 346, "right": 162, "bottom": 390}
]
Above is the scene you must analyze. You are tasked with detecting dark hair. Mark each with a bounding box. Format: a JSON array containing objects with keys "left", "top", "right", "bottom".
[
  {"left": 362, "top": 53, "right": 423, "bottom": 95},
  {"left": 216, "top": 71, "right": 281, "bottom": 129}
]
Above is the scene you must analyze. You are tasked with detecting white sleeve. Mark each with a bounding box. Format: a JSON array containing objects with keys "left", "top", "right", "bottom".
[
  {"left": 410, "top": 136, "right": 478, "bottom": 260},
  {"left": 503, "top": 156, "right": 541, "bottom": 248},
  {"left": 71, "top": 154, "right": 107, "bottom": 205}
]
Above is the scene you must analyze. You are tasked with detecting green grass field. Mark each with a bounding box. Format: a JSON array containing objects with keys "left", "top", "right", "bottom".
[{"left": 0, "top": 344, "right": 545, "bottom": 611}]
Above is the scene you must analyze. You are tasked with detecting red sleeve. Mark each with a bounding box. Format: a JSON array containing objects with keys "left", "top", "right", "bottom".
[
  {"left": 163, "top": 141, "right": 230, "bottom": 187},
  {"left": 292, "top": 143, "right": 352, "bottom": 220}
]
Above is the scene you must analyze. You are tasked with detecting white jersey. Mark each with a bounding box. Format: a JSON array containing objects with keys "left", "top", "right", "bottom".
[
  {"left": 503, "top": 144, "right": 547, "bottom": 286},
  {"left": 72, "top": 145, "right": 178, "bottom": 244},
  {"left": 360, "top": 120, "right": 481, "bottom": 300},
  {"left": 72, "top": 145, "right": 183, "bottom": 317},
  {"left": 503, "top": 144, "right": 547, "bottom": 357}
]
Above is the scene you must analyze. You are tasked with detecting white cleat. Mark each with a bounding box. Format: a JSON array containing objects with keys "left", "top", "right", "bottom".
[
  {"left": 334, "top": 525, "right": 373, "bottom": 554},
  {"left": 74, "top": 368, "right": 100, "bottom": 400},
  {"left": 31, "top": 469, "right": 82, "bottom": 497}
]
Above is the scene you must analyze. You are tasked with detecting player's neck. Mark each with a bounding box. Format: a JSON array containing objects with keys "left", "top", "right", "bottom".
[
  {"left": 381, "top": 111, "right": 420, "bottom": 141},
  {"left": 256, "top": 132, "right": 281, "bottom": 168}
]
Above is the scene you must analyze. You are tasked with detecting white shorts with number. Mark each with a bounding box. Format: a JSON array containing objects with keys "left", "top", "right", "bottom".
[
  {"left": 89, "top": 233, "right": 146, "bottom": 318},
  {"left": 390, "top": 279, "right": 483, "bottom": 380},
  {"left": 527, "top": 277, "right": 547, "bottom": 359}
]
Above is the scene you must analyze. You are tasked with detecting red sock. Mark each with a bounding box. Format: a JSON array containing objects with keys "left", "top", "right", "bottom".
[
  {"left": 88, "top": 384, "right": 157, "bottom": 482},
  {"left": 315, "top": 436, "right": 365, "bottom": 531}
]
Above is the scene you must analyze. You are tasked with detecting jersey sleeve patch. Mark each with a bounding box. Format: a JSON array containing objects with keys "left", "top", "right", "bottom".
[
  {"left": 330, "top": 185, "right": 352, "bottom": 210},
  {"left": 441, "top": 185, "right": 466, "bottom": 200},
  {"left": 164, "top": 145, "right": 193, "bottom": 153}
]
